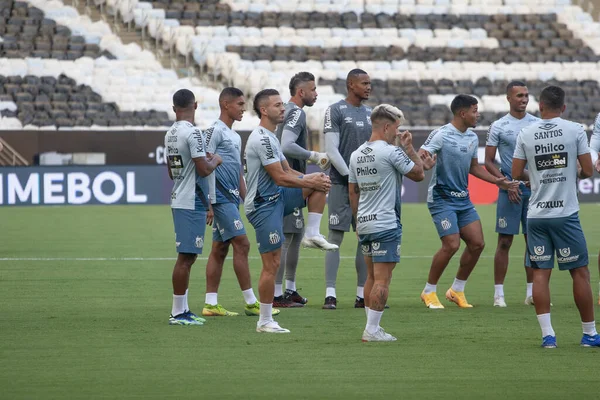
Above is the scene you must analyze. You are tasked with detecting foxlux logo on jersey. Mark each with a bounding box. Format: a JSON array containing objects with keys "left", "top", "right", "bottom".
[{"left": 558, "top": 247, "right": 579, "bottom": 263}]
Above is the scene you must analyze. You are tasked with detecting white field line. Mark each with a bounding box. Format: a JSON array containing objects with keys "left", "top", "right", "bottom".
[{"left": 0, "top": 255, "right": 526, "bottom": 261}]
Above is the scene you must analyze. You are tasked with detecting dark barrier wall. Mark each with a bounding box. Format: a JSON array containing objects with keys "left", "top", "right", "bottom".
[
  {"left": 2, "top": 164, "right": 600, "bottom": 206},
  {"left": 1, "top": 129, "right": 473, "bottom": 165}
]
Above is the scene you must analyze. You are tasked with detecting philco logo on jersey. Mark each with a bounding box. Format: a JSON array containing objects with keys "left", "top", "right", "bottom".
[
  {"left": 535, "top": 153, "right": 567, "bottom": 170},
  {"left": 534, "top": 143, "right": 564, "bottom": 154},
  {"left": 356, "top": 166, "right": 377, "bottom": 176},
  {"left": 535, "top": 200, "right": 564, "bottom": 209},
  {"left": 287, "top": 109, "right": 301, "bottom": 128},
  {"left": 259, "top": 136, "right": 275, "bottom": 159}
]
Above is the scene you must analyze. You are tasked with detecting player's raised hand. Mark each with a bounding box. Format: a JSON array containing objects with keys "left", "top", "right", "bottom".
[
  {"left": 397, "top": 130, "right": 413, "bottom": 148},
  {"left": 421, "top": 151, "right": 437, "bottom": 170}
]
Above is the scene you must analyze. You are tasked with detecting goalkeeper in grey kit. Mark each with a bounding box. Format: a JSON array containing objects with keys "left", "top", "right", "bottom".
[{"left": 274, "top": 72, "right": 334, "bottom": 307}]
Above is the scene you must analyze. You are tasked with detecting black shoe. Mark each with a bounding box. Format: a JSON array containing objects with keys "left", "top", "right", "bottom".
[
  {"left": 354, "top": 296, "right": 365, "bottom": 308},
  {"left": 322, "top": 296, "right": 337, "bottom": 309},
  {"left": 284, "top": 289, "right": 308, "bottom": 305},
  {"left": 273, "top": 295, "right": 304, "bottom": 308},
  {"left": 384, "top": 304, "right": 390, "bottom": 309}
]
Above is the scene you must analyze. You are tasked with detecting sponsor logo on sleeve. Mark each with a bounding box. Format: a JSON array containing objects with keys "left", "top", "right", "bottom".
[{"left": 287, "top": 109, "right": 302, "bottom": 128}]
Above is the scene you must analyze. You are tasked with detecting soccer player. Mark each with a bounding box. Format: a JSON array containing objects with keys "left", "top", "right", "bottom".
[
  {"left": 245, "top": 89, "right": 336, "bottom": 333},
  {"left": 323, "top": 68, "right": 373, "bottom": 310},
  {"left": 589, "top": 113, "right": 600, "bottom": 304},
  {"left": 165, "top": 89, "right": 222, "bottom": 325},
  {"left": 485, "top": 81, "right": 540, "bottom": 307},
  {"left": 201, "top": 87, "right": 276, "bottom": 317},
  {"left": 274, "top": 72, "right": 332, "bottom": 308},
  {"left": 348, "top": 104, "right": 425, "bottom": 341},
  {"left": 512, "top": 85, "right": 600, "bottom": 348},
  {"left": 418, "top": 94, "right": 513, "bottom": 309}
]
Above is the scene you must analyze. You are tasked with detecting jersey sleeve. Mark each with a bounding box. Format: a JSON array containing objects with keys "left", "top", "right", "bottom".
[
  {"left": 577, "top": 124, "right": 591, "bottom": 155},
  {"left": 188, "top": 128, "right": 206, "bottom": 158},
  {"left": 590, "top": 113, "right": 600, "bottom": 153},
  {"left": 420, "top": 128, "right": 443, "bottom": 155},
  {"left": 348, "top": 152, "right": 357, "bottom": 183},
  {"left": 513, "top": 131, "right": 526, "bottom": 160},
  {"left": 390, "top": 147, "right": 415, "bottom": 175},
  {"left": 203, "top": 125, "right": 220, "bottom": 154},
  {"left": 251, "top": 135, "right": 281, "bottom": 167},
  {"left": 472, "top": 137, "right": 478, "bottom": 159},
  {"left": 323, "top": 104, "right": 341, "bottom": 134},
  {"left": 486, "top": 122, "right": 500, "bottom": 147}
]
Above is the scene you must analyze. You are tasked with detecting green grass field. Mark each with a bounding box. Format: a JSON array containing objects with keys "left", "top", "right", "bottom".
[{"left": 2, "top": 204, "right": 600, "bottom": 400}]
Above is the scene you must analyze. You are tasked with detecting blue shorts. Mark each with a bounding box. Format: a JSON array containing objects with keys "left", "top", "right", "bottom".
[
  {"left": 172, "top": 208, "right": 207, "bottom": 254},
  {"left": 247, "top": 187, "right": 305, "bottom": 254},
  {"left": 359, "top": 228, "right": 401, "bottom": 263},
  {"left": 429, "top": 205, "right": 480, "bottom": 238},
  {"left": 527, "top": 212, "right": 588, "bottom": 271},
  {"left": 496, "top": 189, "right": 529, "bottom": 235},
  {"left": 212, "top": 202, "right": 246, "bottom": 242}
]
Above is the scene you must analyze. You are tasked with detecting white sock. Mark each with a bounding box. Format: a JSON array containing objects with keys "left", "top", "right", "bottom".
[
  {"left": 357, "top": 286, "right": 364, "bottom": 298},
  {"left": 274, "top": 284, "right": 283, "bottom": 297},
  {"left": 451, "top": 278, "right": 467, "bottom": 293},
  {"left": 423, "top": 282, "right": 436, "bottom": 294},
  {"left": 365, "top": 306, "right": 370, "bottom": 318},
  {"left": 242, "top": 288, "right": 257, "bottom": 305},
  {"left": 366, "top": 309, "right": 383, "bottom": 334},
  {"left": 326, "top": 287, "right": 336, "bottom": 298},
  {"left": 205, "top": 292, "right": 218, "bottom": 306},
  {"left": 537, "top": 313, "right": 555, "bottom": 337},
  {"left": 285, "top": 280, "right": 296, "bottom": 292},
  {"left": 183, "top": 289, "right": 189, "bottom": 311},
  {"left": 582, "top": 321, "right": 598, "bottom": 336},
  {"left": 259, "top": 302, "right": 273, "bottom": 325},
  {"left": 526, "top": 283, "right": 533, "bottom": 298},
  {"left": 305, "top": 212, "right": 322, "bottom": 237},
  {"left": 494, "top": 284, "right": 504, "bottom": 297},
  {"left": 171, "top": 294, "right": 186, "bottom": 317}
]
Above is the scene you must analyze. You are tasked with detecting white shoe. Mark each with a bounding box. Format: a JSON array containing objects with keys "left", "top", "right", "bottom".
[
  {"left": 524, "top": 296, "right": 534, "bottom": 305},
  {"left": 361, "top": 327, "right": 397, "bottom": 342},
  {"left": 493, "top": 296, "right": 507, "bottom": 307},
  {"left": 301, "top": 234, "right": 339, "bottom": 251},
  {"left": 256, "top": 320, "right": 290, "bottom": 333}
]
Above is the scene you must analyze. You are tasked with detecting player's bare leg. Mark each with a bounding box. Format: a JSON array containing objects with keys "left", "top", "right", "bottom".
[
  {"left": 362, "top": 262, "right": 396, "bottom": 342},
  {"left": 256, "top": 249, "right": 289, "bottom": 333},
  {"left": 421, "top": 233, "right": 460, "bottom": 309}
]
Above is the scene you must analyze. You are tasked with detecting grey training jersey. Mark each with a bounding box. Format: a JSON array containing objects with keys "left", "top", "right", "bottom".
[
  {"left": 487, "top": 113, "right": 540, "bottom": 183},
  {"left": 164, "top": 121, "right": 208, "bottom": 210},
  {"left": 590, "top": 112, "right": 600, "bottom": 153},
  {"left": 514, "top": 117, "right": 590, "bottom": 219},
  {"left": 244, "top": 126, "right": 286, "bottom": 214},
  {"left": 276, "top": 102, "right": 308, "bottom": 174},
  {"left": 204, "top": 119, "right": 242, "bottom": 205},
  {"left": 323, "top": 99, "right": 372, "bottom": 184},
  {"left": 348, "top": 140, "right": 415, "bottom": 235}
]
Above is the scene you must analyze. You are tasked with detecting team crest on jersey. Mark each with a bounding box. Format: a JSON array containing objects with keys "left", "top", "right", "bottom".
[
  {"left": 234, "top": 219, "right": 243, "bottom": 230},
  {"left": 440, "top": 218, "right": 452, "bottom": 231},
  {"left": 498, "top": 217, "right": 507, "bottom": 229},
  {"left": 295, "top": 218, "right": 303, "bottom": 229},
  {"left": 559, "top": 247, "right": 571, "bottom": 257},
  {"left": 195, "top": 236, "right": 204, "bottom": 249},
  {"left": 534, "top": 246, "right": 545, "bottom": 256},
  {"left": 269, "top": 231, "right": 281, "bottom": 245},
  {"left": 361, "top": 244, "right": 370, "bottom": 255},
  {"left": 329, "top": 214, "right": 340, "bottom": 225},
  {"left": 372, "top": 242, "right": 380, "bottom": 251}
]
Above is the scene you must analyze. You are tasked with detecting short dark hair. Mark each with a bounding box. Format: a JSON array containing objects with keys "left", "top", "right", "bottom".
[
  {"left": 219, "top": 87, "right": 244, "bottom": 102},
  {"left": 253, "top": 88, "right": 280, "bottom": 116},
  {"left": 506, "top": 80, "right": 527, "bottom": 94},
  {"left": 172, "top": 89, "right": 195, "bottom": 109},
  {"left": 289, "top": 72, "right": 315, "bottom": 96},
  {"left": 539, "top": 85, "right": 565, "bottom": 110},
  {"left": 450, "top": 94, "right": 478, "bottom": 115},
  {"left": 346, "top": 68, "right": 368, "bottom": 83}
]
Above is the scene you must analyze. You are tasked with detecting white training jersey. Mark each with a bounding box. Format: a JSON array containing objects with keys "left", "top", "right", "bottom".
[
  {"left": 348, "top": 140, "right": 415, "bottom": 235},
  {"left": 164, "top": 120, "right": 208, "bottom": 210},
  {"left": 514, "top": 117, "right": 590, "bottom": 219}
]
